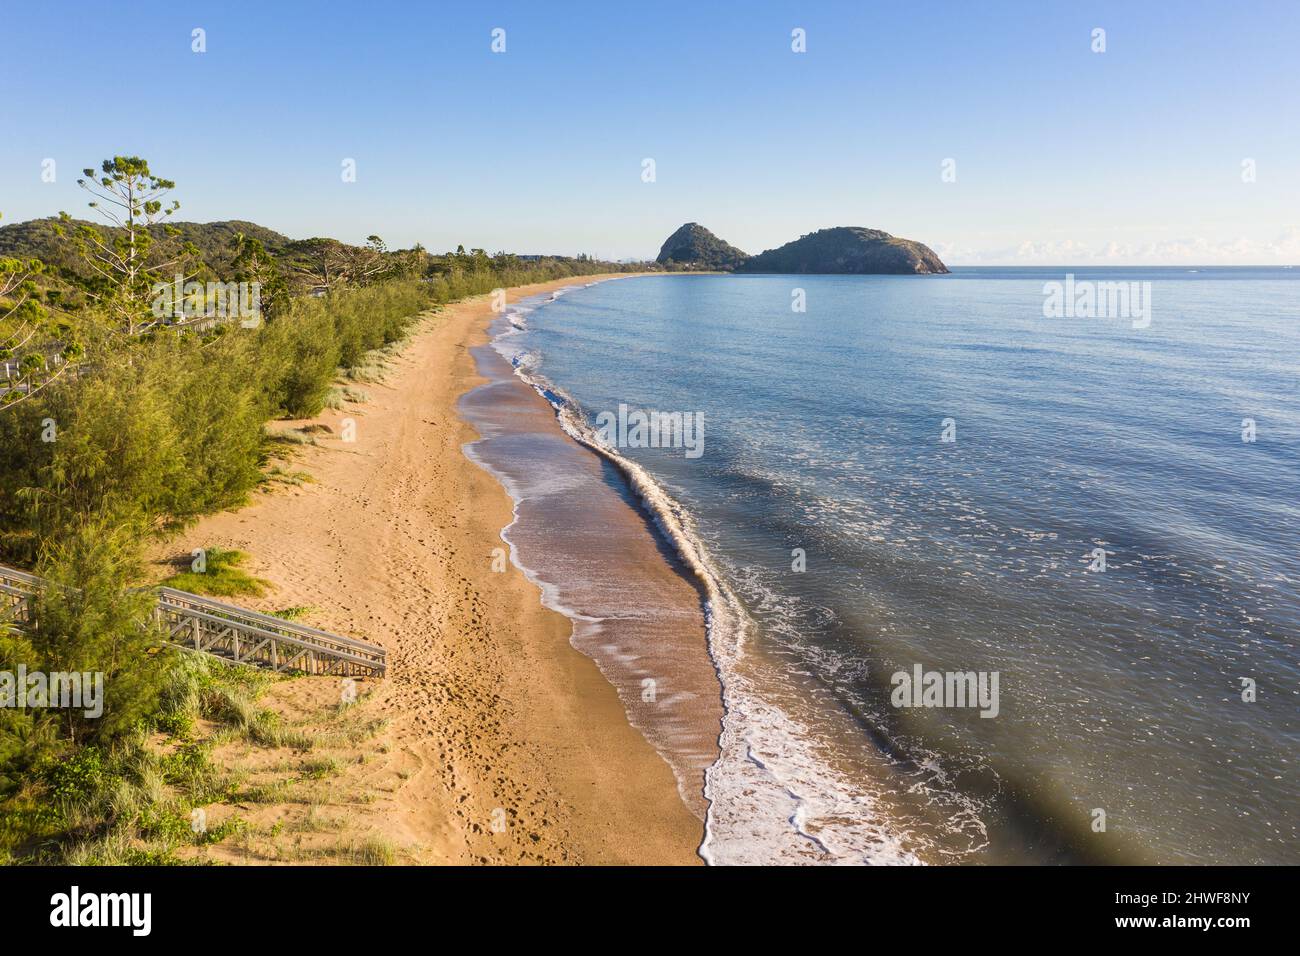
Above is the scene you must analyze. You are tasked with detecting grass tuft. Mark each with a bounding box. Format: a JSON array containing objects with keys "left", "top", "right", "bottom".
[{"left": 161, "top": 548, "right": 271, "bottom": 598}]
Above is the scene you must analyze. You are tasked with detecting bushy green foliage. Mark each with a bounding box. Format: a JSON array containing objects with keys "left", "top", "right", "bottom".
[
  {"left": 0, "top": 226, "right": 79, "bottom": 410},
  {"left": 45, "top": 746, "right": 105, "bottom": 800},
  {"left": 259, "top": 298, "right": 340, "bottom": 417},
  {"left": 28, "top": 520, "right": 171, "bottom": 744},
  {"left": 0, "top": 654, "right": 261, "bottom": 862},
  {"left": 0, "top": 641, "right": 56, "bottom": 794},
  {"left": 331, "top": 279, "right": 429, "bottom": 368},
  {"left": 237, "top": 278, "right": 434, "bottom": 417},
  {"left": 7, "top": 337, "right": 266, "bottom": 550}
]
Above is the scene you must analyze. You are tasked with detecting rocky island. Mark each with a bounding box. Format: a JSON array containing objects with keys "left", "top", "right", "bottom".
[
  {"left": 655, "top": 222, "right": 751, "bottom": 272},
  {"left": 656, "top": 223, "right": 947, "bottom": 275}
]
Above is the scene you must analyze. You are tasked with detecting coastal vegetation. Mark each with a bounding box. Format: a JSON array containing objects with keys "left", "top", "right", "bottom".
[
  {"left": 1, "top": 651, "right": 390, "bottom": 864},
  {"left": 0, "top": 155, "right": 636, "bottom": 863}
]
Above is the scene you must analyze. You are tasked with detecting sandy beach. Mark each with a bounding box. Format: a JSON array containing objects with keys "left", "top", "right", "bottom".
[{"left": 152, "top": 276, "right": 706, "bottom": 865}]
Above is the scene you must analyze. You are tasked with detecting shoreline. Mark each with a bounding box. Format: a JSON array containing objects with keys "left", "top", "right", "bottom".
[
  {"left": 151, "top": 275, "right": 705, "bottom": 864},
  {"left": 460, "top": 280, "right": 725, "bottom": 822}
]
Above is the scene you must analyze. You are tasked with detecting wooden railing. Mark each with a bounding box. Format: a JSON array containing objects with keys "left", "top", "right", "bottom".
[
  {"left": 0, "top": 564, "right": 386, "bottom": 678},
  {"left": 0, "top": 564, "right": 42, "bottom": 627}
]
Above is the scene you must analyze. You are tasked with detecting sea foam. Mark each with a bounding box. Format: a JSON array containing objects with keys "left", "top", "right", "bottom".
[{"left": 496, "top": 287, "right": 926, "bottom": 865}]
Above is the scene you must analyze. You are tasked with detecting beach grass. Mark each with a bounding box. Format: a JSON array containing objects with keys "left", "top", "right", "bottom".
[
  {"left": 0, "top": 652, "right": 391, "bottom": 865},
  {"left": 160, "top": 548, "right": 271, "bottom": 598}
]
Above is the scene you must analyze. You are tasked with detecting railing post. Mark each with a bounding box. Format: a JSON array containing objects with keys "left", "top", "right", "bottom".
[{"left": 6, "top": 565, "right": 384, "bottom": 677}]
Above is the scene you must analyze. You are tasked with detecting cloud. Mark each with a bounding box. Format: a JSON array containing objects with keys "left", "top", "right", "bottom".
[{"left": 941, "top": 228, "right": 1300, "bottom": 266}]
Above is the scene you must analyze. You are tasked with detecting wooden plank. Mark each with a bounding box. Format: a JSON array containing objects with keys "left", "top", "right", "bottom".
[
  {"left": 0, "top": 563, "right": 386, "bottom": 677},
  {"left": 156, "top": 587, "right": 383, "bottom": 653}
]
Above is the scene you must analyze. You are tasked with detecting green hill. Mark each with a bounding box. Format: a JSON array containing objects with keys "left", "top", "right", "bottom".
[
  {"left": 0, "top": 217, "right": 294, "bottom": 284},
  {"left": 738, "top": 226, "right": 947, "bottom": 275},
  {"left": 656, "top": 222, "right": 751, "bottom": 271}
]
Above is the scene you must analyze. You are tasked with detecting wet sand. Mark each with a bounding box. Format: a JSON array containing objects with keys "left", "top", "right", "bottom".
[{"left": 460, "top": 298, "right": 724, "bottom": 818}]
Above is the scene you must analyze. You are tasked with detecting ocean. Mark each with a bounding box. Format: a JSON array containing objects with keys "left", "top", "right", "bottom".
[{"left": 463, "top": 267, "right": 1299, "bottom": 865}]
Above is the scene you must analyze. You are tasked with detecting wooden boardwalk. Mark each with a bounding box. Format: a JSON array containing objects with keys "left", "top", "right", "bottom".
[{"left": 0, "top": 564, "right": 386, "bottom": 678}]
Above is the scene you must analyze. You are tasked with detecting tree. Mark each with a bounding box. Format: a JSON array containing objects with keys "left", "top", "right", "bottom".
[
  {"left": 0, "top": 213, "right": 79, "bottom": 411},
  {"left": 396, "top": 242, "right": 429, "bottom": 279},
  {"left": 295, "top": 234, "right": 394, "bottom": 291},
  {"left": 230, "top": 233, "right": 289, "bottom": 320},
  {"left": 29, "top": 516, "right": 168, "bottom": 744},
  {"left": 294, "top": 238, "right": 351, "bottom": 293},
  {"left": 344, "top": 234, "right": 393, "bottom": 286},
  {"left": 57, "top": 156, "right": 198, "bottom": 335}
]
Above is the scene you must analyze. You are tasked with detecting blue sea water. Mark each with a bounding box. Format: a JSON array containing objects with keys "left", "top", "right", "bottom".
[{"left": 499, "top": 268, "right": 1299, "bottom": 864}]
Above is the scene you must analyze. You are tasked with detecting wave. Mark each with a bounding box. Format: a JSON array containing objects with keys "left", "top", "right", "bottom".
[{"left": 496, "top": 288, "right": 927, "bottom": 865}]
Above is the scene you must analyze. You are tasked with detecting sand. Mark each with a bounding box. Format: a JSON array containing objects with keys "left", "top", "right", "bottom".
[{"left": 154, "top": 276, "right": 705, "bottom": 865}]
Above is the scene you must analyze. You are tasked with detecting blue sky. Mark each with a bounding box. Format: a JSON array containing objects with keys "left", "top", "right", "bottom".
[{"left": 2, "top": 0, "right": 1297, "bottom": 263}]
